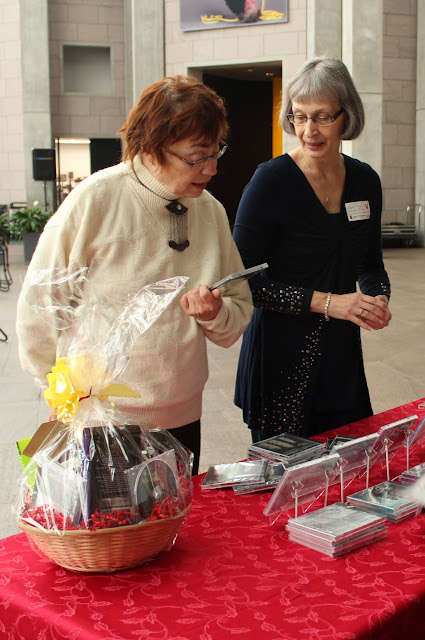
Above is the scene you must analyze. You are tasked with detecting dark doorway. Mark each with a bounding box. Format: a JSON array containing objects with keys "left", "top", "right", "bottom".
[
  {"left": 90, "top": 138, "right": 122, "bottom": 173},
  {"left": 203, "top": 74, "right": 273, "bottom": 227}
]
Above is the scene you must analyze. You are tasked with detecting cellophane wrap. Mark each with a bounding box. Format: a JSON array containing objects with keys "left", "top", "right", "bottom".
[{"left": 12, "top": 268, "right": 193, "bottom": 536}]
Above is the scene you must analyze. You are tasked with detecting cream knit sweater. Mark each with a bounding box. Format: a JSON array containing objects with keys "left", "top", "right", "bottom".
[{"left": 16, "top": 157, "right": 253, "bottom": 429}]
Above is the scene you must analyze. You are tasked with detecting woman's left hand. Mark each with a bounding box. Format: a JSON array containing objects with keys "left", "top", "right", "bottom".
[{"left": 180, "top": 285, "right": 223, "bottom": 321}]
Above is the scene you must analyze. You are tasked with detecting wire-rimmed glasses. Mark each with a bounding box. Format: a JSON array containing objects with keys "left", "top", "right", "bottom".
[
  {"left": 287, "top": 109, "right": 344, "bottom": 127},
  {"left": 164, "top": 141, "right": 228, "bottom": 167}
]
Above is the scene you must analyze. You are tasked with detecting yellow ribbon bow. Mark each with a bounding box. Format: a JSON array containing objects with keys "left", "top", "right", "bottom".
[{"left": 44, "top": 355, "right": 141, "bottom": 425}]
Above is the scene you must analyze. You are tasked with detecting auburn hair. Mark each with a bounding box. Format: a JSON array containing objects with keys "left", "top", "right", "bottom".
[{"left": 119, "top": 75, "right": 228, "bottom": 164}]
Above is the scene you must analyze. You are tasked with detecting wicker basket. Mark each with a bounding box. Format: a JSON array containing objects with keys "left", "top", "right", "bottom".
[{"left": 18, "top": 506, "right": 190, "bottom": 572}]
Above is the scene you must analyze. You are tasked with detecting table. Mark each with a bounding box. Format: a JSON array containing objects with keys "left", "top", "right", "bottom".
[{"left": 2, "top": 398, "right": 425, "bottom": 640}]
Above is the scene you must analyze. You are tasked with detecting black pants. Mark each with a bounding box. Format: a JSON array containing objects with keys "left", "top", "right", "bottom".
[{"left": 168, "top": 420, "right": 201, "bottom": 476}]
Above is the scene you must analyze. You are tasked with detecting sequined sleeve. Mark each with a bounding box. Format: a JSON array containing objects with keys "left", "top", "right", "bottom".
[{"left": 249, "top": 277, "right": 313, "bottom": 316}]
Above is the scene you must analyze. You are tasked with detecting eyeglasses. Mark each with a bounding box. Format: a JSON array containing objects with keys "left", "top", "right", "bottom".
[
  {"left": 164, "top": 141, "right": 228, "bottom": 167},
  {"left": 286, "top": 108, "right": 344, "bottom": 127}
]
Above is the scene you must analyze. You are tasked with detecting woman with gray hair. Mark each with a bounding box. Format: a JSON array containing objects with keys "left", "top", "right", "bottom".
[{"left": 233, "top": 56, "right": 392, "bottom": 442}]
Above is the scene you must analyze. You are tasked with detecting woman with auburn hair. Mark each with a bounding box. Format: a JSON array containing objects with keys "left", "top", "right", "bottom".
[
  {"left": 17, "top": 75, "right": 253, "bottom": 474},
  {"left": 233, "top": 57, "right": 391, "bottom": 442}
]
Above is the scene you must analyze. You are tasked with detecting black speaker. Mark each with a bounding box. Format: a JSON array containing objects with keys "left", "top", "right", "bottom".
[{"left": 32, "top": 148, "right": 56, "bottom": 181}]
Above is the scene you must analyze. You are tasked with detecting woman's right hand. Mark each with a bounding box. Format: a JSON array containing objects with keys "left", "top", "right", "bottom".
[{"left": 312, "top": 291, "right": 391, "bottom": 331}]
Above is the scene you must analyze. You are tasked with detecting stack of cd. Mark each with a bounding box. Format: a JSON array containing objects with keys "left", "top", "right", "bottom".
[
  {"left": 346, "top": 480, "right": 421, "bottom": 523},
  {"left": 201, "top": 460, "right": 269, "bottom": 490},
  {"left": 398, "top": 462, "right": 425, "bottom": 485},
  {"left": 286, "top": 502, "right": 387, "bottom": 558},
  {"left": 248, "top": 432, "right": 325, "bottom": 466}
]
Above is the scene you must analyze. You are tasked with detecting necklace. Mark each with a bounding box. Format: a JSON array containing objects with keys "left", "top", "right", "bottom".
[
  {"left": 304, "top": 160, "right": 329, "bottom": 204},
  {"left": 132, "top": 165, "right": 189, "bottom": 251}
]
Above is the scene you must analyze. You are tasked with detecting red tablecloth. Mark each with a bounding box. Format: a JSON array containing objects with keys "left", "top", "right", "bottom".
[{"left": 2, "top": 398, "right": 425, "bottom": 640}]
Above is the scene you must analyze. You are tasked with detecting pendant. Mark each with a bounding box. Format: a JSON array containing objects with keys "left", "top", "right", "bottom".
[
  {"left": 166, "top": 200, "right": 188, "bottom": 215},
  {"left": 169, "top": 240, "right": 190, "bottom": 251}
]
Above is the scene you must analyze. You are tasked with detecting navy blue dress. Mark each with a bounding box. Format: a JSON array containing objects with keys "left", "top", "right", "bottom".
[{"left": 233, "top": 154, "right": 391, "bottom": 439}]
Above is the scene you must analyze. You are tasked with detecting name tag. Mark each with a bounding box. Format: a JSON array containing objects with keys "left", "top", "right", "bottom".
[{"left": 345, "top": 201, "right": 370, "bottom": 221}]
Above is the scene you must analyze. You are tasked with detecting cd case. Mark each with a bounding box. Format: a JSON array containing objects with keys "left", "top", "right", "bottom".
[
  {"left": 286, "top": 502, "right": 386, "bottom": 542},
  {"left": 347, "top": 480, "right": 421, "bottom": 522},
  {"left": 371, "top": 415, "right": 418, "bottom": 464},
  {"left": 201, "top": 460, "right": 269, "bottom": 490},
  {"left": 208, "top": 263, "right": 268, "bottom": 291},
  {"left": 263, "top": 453, "right": 340, "bottom": 517},
  {"left": 249, "top": 432, "right": 325, "bottom": 465},
  {"left": 329, "top": 433, "right": 378, "bottom": 484}
]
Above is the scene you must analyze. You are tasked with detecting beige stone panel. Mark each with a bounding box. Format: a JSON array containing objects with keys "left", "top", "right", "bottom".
[
  {"left": 69, "top": 114, "right": 101, "bottom": 137},
  {"left": 98, "top": 6, "right": 123, "bottom": 25},
  {"left": 68, "top": 4, "right": 99, "bottom": 24},
  {"left": 383, "top": 187, "right": 414, "bottom": 211},
  {"left": 384, "top": 0, "right": 416, "bottom": 15},
  {"left": 396, "top": 123, "right": 416, "bottom": 145},
  {"left": 192, "top": 40, "right": 214, "bottom": 62},
  {"left": 4, "top": 41, "right": 21, "bottom": 60},
  {"left": 2, "top": 4, "right": 19, "bottom": 22},
  {"left": 385, "top": 101, "right": 416, "bottom": 123},
  {"left": 212, "top": 37, "right": 238, "bottom": 60},
  {"left": 383, "top": 144, "right": 415, "bottom": 167},
  {"left": 382, "top": 166, "right": 403, "bottom": 187},
  {"left": 48, "top": 3, "right": 68, "bottom": 23},
  {"left": 51, "top": 22, "right": 78, "bottom": 41},
  {"left": 166, "top": 41, "right": 193, "bottom": 64},
  {"left": 89, "top": 97, "right": 122, "bottom": 116},
  {"left": 0, "top": 153, "right": 8, "bottom": 171},
  {"left": 8, "top": 151, "right": 25, "bottom": 171},
  {"left": 108, "top": 25, "right": 125, "bottom": 43},
  {"left": 6, "top": 170, "right": 25, "bottom": 189},
  {"left": 385, "top": 15, "right": 417, "bottom": 38},
  {"left": 401, "top": 81, "right": 417, "bottom": 103},
  {"left": 0, "top": 22, "right": 19, "bottom": 41},
  {"left": 165, "top": 0, "right": 179, "bottom": 23},
  {"left": 384, "top": 56, "right": 415, "bottom": 80},
  {"left": 99, "top": 115, "right": 125, "bottom": 136},
  {"left": 51, "top": 114, "right": 71, "bottom": 136},
  {"left": 382, "top": 123, "right": 398, "bottom": 144},
  {"left": 383, "top": 79, "right": 403, "bottom": 101},
  {"left": 401, "top": 167, "right": 415, "bottom": 189},
  {"left": 6, "top": 115, "right": 23, "bottom": 135},
  {"left": 399, "top": 36, "right": 417, "bottom": 59},
  {"left": 1, "top": 58, "right": 20, "bottom": 79},
  {"left": 237, "top": 35, "right": 264, "bottom": 59},
  {"left": 57, "top": 95, "right": 91, "bottom": 115},
  {"left": 264, "top": 31, "right": 298, "bottom": 55},
  {"left": 5, "top": 77, "right": 22, "bottom": 98},
  {"left": 76, "top": 23, "right": 108, "bottom": 42}
]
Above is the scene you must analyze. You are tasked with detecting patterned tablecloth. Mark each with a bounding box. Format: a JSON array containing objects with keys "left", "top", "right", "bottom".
[{"left": 2, "top": 398, "right": 425, "bottom": 640}]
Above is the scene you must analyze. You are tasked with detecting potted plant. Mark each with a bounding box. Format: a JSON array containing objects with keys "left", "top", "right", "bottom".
[
  {"left": 10, "top": 201, "right": 53, "bottom": 262},
  {"left": 0, "top": 212, "right": 10, "bottom": 246}
]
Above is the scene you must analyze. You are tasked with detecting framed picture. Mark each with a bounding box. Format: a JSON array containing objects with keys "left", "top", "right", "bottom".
[{"left": 180, "top": 0, "right": 288, "bottom": 32}]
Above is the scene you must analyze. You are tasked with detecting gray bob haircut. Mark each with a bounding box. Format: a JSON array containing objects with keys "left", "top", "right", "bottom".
[{"left": 280, "top": 56, "right": 365, "bottom": 140}]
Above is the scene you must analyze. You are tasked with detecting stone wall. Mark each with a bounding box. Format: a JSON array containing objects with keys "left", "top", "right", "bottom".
[
  {"left": 0, "top": 0, "right": 25, "bottom": 206},
  {"left": 48, "top": 0, "right": 126, "bottom": 139},
  {"left": 382, "top": 0, "right": 417, "bottom": 224}
]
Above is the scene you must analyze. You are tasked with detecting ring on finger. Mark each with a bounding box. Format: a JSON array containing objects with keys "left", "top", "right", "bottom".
[{"left": 359, "top": 308, "right": 365, "bottom": 316}]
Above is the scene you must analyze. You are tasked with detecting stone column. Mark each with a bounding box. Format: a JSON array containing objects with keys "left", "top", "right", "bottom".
[
  {"left": 307, "top": 0, "right": 342, "bottom": 59},
  {"left": 416, "top": 1, "right": 425, "bottom": 245},
  {"left": 341, "top": 0, "right": 383, "bottom": 176},
  {"left": 19, "top": 0, "right": 53, "bottom": 209},
  {"left": 124, "top": 0, "right": 165, "bottom": 111}
]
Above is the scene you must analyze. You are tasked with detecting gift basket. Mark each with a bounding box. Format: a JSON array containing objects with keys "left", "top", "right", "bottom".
[{"left": 12, "top": 268, "right": 193, "bottom": 572}]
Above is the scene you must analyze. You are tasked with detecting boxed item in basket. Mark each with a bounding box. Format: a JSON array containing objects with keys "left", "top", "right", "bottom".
[{"left": 12, "top": 267, "right": 193, "bottom": 572}]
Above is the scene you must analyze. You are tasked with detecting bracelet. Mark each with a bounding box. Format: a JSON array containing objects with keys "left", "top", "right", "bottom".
[{"left": 324, "top": 292, "right": 332, "bottom": 322}]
